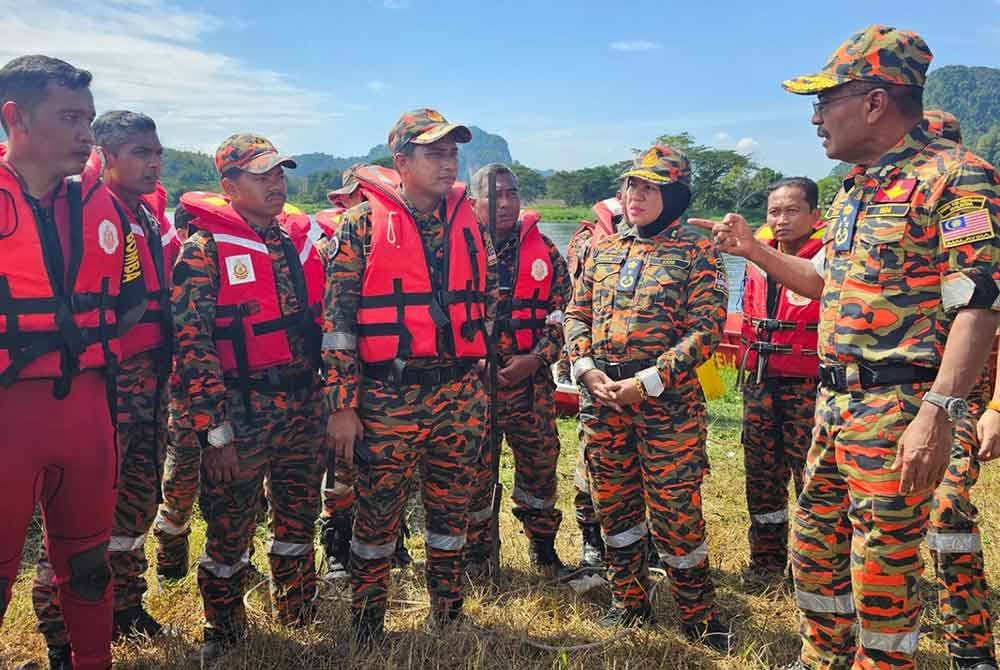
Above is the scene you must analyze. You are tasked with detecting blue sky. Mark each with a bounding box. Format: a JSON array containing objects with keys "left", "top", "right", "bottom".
[{"left": 3, "top": 0, "right": 998, "bottom": 179}]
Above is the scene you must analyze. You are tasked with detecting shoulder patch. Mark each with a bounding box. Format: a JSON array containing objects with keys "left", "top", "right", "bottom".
[
  {"left": 937, "top": 196, "right": 994, "bottom": 249},
  {"left": 873, "top": 178, "right": 917, "bottom": 203}
]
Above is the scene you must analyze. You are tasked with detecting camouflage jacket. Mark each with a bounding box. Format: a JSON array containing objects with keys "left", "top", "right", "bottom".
[
  {"left": 169, "top": 220, "right": 322, "bottom": 431},
  {"left": 321, "top": 192, "right": 499, "bottom": 413},
  {"left": 564, "top": 221, "right": 728, "bottom": 389},
  {"left": 494, "top": 225, "right": 571, "bottom": 364},
  {"left": 566, "top": 224, "right": 594, "bottom": 285},
  {"left": 819, "top": 121, "right": 1000, "bottom": 367}
]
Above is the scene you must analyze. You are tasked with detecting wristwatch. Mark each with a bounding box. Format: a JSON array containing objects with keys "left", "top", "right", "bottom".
[
  {"left": 922, "top": 391, "right": 969, "bottom": 422},
  {"left": 206, "top": 422, "right": 235, "bottom": 448}
]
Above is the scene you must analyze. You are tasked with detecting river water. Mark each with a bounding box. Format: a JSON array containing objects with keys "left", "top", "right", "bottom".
[{"left": 164, "top": 211, "right": 745, "bottom": 312}]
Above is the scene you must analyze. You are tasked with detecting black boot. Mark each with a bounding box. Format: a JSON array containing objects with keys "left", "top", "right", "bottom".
[
  {"left": 579, "top": 524, "right": 605, "bottom": 570},
  {"left": 529, "top": 536, "right": 572, "bottom": 580},
  {"left": 682, "top": 614, "right": 735, "bottom": 654},
  {"left": 393, "top": 524, "right": 413, "bottom": 568},
  {"left": 320, "top": 517, "right": 352, "bottom": 582},
  {"left": 598, "top": 602, "right": 656, "bottom": 628},
  {"left": 351, "top": 608, "right": 386, "bottom": 648},
  {"left": 114, "top": 604, "right": 163, "bottom": 640},
  {"left": 955, "top": 656, "right": 999, "bottom": 670}
]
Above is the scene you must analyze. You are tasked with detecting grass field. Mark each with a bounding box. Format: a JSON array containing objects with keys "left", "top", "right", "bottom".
[{"left": 3, "top": 371, "right": 999, "bottom": 669}]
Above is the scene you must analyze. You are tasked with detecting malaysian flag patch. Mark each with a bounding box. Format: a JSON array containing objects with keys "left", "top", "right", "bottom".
[{"left": 937, "top": 196, "right": 996, "bottom": 249}]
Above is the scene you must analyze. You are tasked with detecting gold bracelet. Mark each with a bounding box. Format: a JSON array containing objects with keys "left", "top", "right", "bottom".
[{"left": 634, "top": 376, "right": 649, "bottom": 401}]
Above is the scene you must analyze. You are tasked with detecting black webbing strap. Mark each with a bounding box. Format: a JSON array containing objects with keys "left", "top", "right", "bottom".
[{"left": 213, "top": 303, "right": 254, "bottom": 417}]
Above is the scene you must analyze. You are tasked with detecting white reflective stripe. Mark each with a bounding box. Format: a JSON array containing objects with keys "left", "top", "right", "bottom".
[
  {"left": 574, "top": 469, "right": 589, "bottom": 493},
  {"left": 268, "top": 540, "right": 314, "bottom": 557},
  {"left": 545, "top": 310, "right": 564, "bottom": 325},
  {"left": 658, "top": 540, "right": 709, "bottom": 569},
  {"left": 324, "top": 482, "right": 353, "bottom": 496},
  {"left": 155, "top": 511, "right": 191, "bottom": 535},
  {"left": 572, "top": 357, "right": 596, "bottom": 383},
  {"left": 161, "top": 224, "right": 179, "bottom": 247},
  {"left": 860, "top": 628, "right": 920, "bottom": 654},
  {"left": 512, "top": 486, "right": 554, "bottom": 510},
  {"left": 298, "top": 235, "right": 314, "bottom": 264},
  {"left": 213, "top": 233, "right": 268, "bottom": 254},
  {"left": 108, "top": 534, "right": 146, "bottom": 552},
  {"left": 351, "top": 539, "right": 396, "bottom": 560},
  {"left": 604, "top": 522, "right": 647, "bottom": 549},
  {"left": 129, "top": 223, "right": 146, "bottom": 237},
  {"left": 425, "top": 531, "right": 467, "bottom": 551},
  {"left": 308, "top": 218, "right": 324, "bottom": 242},
  {"left": 751, "top": 508, "right": 788, "bottom": 524},
  {"left": 795, "top": 589, "right": 856, "bottom": 614},
  {"left": 468, "top": 506, "right": 493, "bottom": 524},
  {"left": 322, "top": 331, "right": 357, "bottom": 351},
  {"left": 926, "top": 531, "right": 982, "bottom": 554},
  {"left": 198, "top": 549, "right": 250, "bottom": 579}
]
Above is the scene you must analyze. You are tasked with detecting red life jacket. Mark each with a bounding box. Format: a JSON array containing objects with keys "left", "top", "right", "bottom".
[
  {"left": 498, "top": 210, "right": 554, "bottom": 352},
  {"left": 0, "top": 156, "right": 126, "bottom": 388},
  {"left": 278, "top": 208, "right": 327, "bottom": 294},
  {"left": 314, "top": 207, "right": 343, "bottom": 236},
  {"left": 179, "top": 191, "right": 324, "bottom": 377},
  {"left": 590, "top": 197, "right": 621, "bottom": 247},
  {"left": 356, "top": 173, "right": 487, "bottom": 363},
  {"left": 740, "top": 222, "right": 825, "bottom": 380}
]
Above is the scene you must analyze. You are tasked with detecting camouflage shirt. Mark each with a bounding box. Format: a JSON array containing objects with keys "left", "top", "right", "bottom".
[
  {"left": 819, "top": 121, "right": 1000, "bottom": 367},
  {"left": 322, "top": 191, "right": 499, "bottom": 413},
  {"left": 564, "top": 222, "right": 728, "bottom": 388},
  {"left": 169, "top": 220, "right": 321, "bottom": 431},
  {"left": 565, "top": 224, "right": 594, "bottom": 285},
  {"left": 494, "top": 225, "right": 571, "bottom": 363}
]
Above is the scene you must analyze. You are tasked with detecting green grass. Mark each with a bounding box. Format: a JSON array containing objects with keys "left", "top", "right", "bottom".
[
  {"left": 529, "top": 205, "right": 593, "bottom": 222},
  {"left": 2, "top": 370, "right": 996, "bottom": 668}
]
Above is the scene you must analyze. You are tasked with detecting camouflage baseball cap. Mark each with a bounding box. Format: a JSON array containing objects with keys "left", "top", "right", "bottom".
[
  {"left": 328, "top": 164, "right": 362, "bottom": 199},
  {"left": 215, "top": 133, "right": 297, "bottom": 176},
  {"left": 782, "top": 25, "right": 932, "bottom": 95},
  {"left": 388, "top": 108, "right": 472, "bottom": 154},
  {"left": 620, "top": 145, "right": 691, "bottom": 188},
  {"left": 924, "top": 109, "right": 962, "bottom": 144}
]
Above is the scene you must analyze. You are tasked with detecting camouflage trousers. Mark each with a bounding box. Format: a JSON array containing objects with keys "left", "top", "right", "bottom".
[
  {"left": 321, "top": 449, "right": 356, "bottom": 527},
  {"left": 927, "top": 374, "right": 995, "bottom": 663},
  {"left": 32, "top": 416, "right": 166, "bottom": 646},
  {"left": 351, "top": 370, "right": 485, "bottom": 615},
  {"left": 467, "top": 371, "right": 563, "bottom": 556},
  {"left": 573, "top": 419, "right": 599, "bottom": 527},
  {"left": 793, "top": 382, "right": 933, "bottom": 670},
  {"left": 741, "top": 380, "right": 817, "bottom": 574},
  {"left": 197, "top": 386, "right": 324, "bottom": 640},
  {"left": 153, "top": 427, "right": 201, "bottom": 577},
  {"left": 581, "top": 383, "right": 715, "bottom": 623}
]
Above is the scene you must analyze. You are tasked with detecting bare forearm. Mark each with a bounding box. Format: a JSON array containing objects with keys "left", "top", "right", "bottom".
[
  {"left": 934, "top": 309, "right": 1000, "bottom": 398},
  {"left": 747, "top": 243, "right": 824, "bottom": 300}
]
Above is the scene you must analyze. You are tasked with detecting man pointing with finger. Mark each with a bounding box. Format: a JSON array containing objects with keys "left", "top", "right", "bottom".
[{"left": 692, "top": 25, "right": 1000, "bottom": 670}]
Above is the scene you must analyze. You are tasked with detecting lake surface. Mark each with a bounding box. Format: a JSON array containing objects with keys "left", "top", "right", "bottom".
[{"left": 165, "top": 210, "right": 744, "bottom": 312}]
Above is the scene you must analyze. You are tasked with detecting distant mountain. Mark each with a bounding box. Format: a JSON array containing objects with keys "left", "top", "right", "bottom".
[
  {"left": 924, "top": 65, "right": 1000, "bottom": 145},
  {"left": 291, "top": 125, "right": 512, "bottom": 182}
]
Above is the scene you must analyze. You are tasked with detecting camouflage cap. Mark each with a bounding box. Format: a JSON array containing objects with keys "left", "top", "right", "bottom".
[
  {"left": 924, "top": 109, "right": 962, "bottom": 144},
  {"left": 215, "top": 133, "right": 297, "bottom": 176},
  {"left": 620, "top": 145, "right": 691, "bottom": 188},
  {"left": 782, "top": 25, "right": 932, "bottom": 95},
  {"left": 388, "top": 108, "right": 472, "bottom": 154},
  {"left": 327, "top": 164, "right": 362, "bottom": 200}
]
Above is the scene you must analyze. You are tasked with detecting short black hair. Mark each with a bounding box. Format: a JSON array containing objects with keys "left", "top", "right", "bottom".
[
  {"left": 93, "top": 110, "right": 157, "bottom": 154},
  {"left": 0, "top": 55, "right": 92, "bottom": 133},
  {"left": 767, "top": 177, "right": 819, "bottom": 210},
  {"left": 885, "top": 84, "right": 924, "bottom": 118}
]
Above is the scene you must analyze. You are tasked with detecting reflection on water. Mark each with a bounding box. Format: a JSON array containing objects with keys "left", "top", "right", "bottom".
[{"left": 537, "top": 220, "right": 744, "bottom": 313}]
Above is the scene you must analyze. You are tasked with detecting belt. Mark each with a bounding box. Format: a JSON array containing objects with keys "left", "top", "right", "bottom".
[
  {"left": 818, "top": 362, "right": 937, "bottom": 392},
  {"left": 224, "top": 370, "right": 318, "bottom": 394},
  {"left": 363, "top": 362, "right": 473, "bottom": 386},
  {"left": 764, "top": 376, "right": 818, "bottom": 386},
  {"left": 594, "top": 359, "right": 656, "bottom": 381}
]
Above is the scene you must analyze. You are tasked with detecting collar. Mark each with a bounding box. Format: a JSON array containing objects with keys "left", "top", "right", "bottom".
[
  {"left": 620, "top": 219, "right": 679, "bottom": 241},
  {"left": 842, "top": 119, "right": 933, "bottom": 189}
]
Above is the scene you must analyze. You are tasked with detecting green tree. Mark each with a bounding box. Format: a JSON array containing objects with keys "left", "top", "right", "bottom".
[
  {"left": 975, "top": 126, "right": 1000, "bottom": 168},
  {"left": 370, "top": 155, "right": 395, "bottom": 169},
  {"left": 816, "top": 175, "right": 841, "bottom": 213},
  {"left": 510, "top": 163, "right": 547, "bottom": 203},
  {"left": 545, "top": 165, "right": 622, "bottom": 206}
]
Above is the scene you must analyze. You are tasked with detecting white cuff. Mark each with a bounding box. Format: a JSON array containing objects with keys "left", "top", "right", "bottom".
[
  {"left": 571, "top": 357, "right": 596, "bottom": 382},
  {"left": 636, "top": 366, "right": 664, "bottom": 397}
]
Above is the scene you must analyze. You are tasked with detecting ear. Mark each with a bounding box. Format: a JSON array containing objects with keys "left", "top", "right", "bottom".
[
  {"left": 393, "top": 152, "right": 407, "bottom": 174},
  {"left": 220, "top": 174, "right": 238, "bottom": 198},
  {"left": 864, "top": 89, "right": 890, "bottom": 125},
  {"left": 1, "top": 100, "right": 25, "bottom": 134}
]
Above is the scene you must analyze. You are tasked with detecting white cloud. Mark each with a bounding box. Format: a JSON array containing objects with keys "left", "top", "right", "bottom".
[
  {"left": 383, "top": 0, "right": 409, "bottom": 8},
  {"left": 713, "top": 131, "right": 732, "bottom": 143},
  {"left": 735, "top": 137, "right": 759, "bottom": 153},
  {"left": 367, "top": 80, "right": 388, "bottom": 93},
  {"left": 0, "top": 0, "right": 340, "bottom": 154},
  {"left": 609, "top": 40, "right": 662, "bottom": 52}
]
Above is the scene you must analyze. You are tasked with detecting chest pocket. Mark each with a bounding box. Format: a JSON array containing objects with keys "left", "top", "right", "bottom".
[
  {"left": 850, "top": 216, "right": 907, "bottom": 283},
  {"left": 636, "top": 255, "right": 689, "bottom": 309}
]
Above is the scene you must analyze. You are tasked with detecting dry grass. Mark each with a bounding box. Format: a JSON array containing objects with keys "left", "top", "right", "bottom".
[{"left": 3, "top": 375, "right": 999, "bottom": 668}]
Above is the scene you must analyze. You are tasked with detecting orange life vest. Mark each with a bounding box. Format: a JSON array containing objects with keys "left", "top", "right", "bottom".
[
  {"left": 179, "top": 192, "right": 324, "bottom": 378},
  {"left": 740, "top": 222, "right": 825, "bottom": 380},
  {"left": 0, "top": 157, "right": 126, "bottom": 389},
  {"left": 498, "top": 210, "right": 554, "bottom": 352},
  {"left": 591, "top": 197, "right": 621, "bottom": 246},
  {"left": 356, "top": 173, "right": 487, "bottom": 363},
  {"left": 314, "top": 207, "right": 343, "bottom": 236}
]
